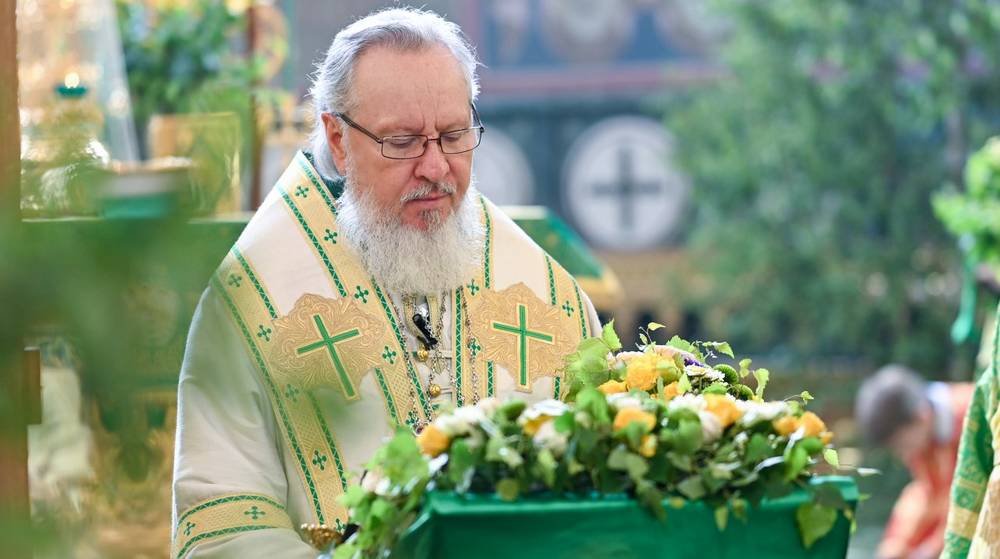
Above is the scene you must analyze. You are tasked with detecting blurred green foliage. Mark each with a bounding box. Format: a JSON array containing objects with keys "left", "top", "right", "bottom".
[
  {"left": 665, "top": 0, "right": 1000, "bottom": 372},
  {"left": 934, "top": 136, "right": 1000, "bottom": 265},
  {"left": 116, "top": 0, "right": 275, "bottom": 157}
]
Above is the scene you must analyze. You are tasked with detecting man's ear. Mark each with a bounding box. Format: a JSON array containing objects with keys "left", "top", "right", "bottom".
[{"left": 321, "top": 113, "right": 348, "bottom": 172}]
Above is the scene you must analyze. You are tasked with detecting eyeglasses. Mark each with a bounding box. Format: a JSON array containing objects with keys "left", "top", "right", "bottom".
[{"left": 333, "top": 104, "right": 486, "bottom": 160}]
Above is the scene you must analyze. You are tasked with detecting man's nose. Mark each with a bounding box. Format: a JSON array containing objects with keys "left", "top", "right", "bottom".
[{"left": 414, "top": 140, "right": 449, "bottom": 183}]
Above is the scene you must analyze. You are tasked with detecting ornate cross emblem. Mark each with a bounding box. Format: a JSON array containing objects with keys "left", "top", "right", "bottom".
[
  {"left": 311, "top": 449, "right": 328, "bottom": 471},
  {"left": 296, "top": 315, "right": 361, "bottom": 399},
  {"left": 295, "top": 185, "right": 309, "bottom": 198},
  {"left": 353, "top": 286, "right": 370, "bottom": 304},
  {"left": 323, "top": 229, "right": 338, "bottom": 244},
  {"left": 257, "top": 324, "right": 273, "bottom": 342},
  {"left": 469, "top": 283, "right": 579, "bottom": 393},
  {"left": 491, "top": 304, "right": 555, "bottom": 388}
]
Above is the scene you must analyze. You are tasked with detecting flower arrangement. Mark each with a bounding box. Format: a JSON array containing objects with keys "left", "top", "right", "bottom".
[{"left": 332, "top": 323, "right": 855, "bottom": 559}]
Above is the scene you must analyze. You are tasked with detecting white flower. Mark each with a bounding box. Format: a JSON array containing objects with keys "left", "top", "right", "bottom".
[
  {"left": 360, "top": 470, "right": 382, "bottom": 494},
  {"left": 476, "top": 397, "right": 502, "bottom": 417},
  {"left": 532, "top": 420, "right": 569, "bottom": 456},
  {"left": 607, "top": 393, "right": 643, "bottom": 411},
  {"left": 685, "top": 365, "right": 723, "bottom": 381},
  {"left": 435, "top": 405, "right": 486, "bottom": 437},
  {"left": 361, "top": 470, "right": 392, "bottom": 496},
  {"left": 518, "top": 399, "right": 570, "bottom": 429},
  {"left": 699, "top": 411, "right": 722, "bottom": 443},
  {"left": 736, "top": 400, "right": 791, "bottom": 426},
  {"left": 667, "top": 394, "right": 706, "bottom": 414}
]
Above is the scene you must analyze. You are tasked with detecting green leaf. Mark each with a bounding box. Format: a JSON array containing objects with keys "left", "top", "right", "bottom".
[
  {"left": 744, "top": 433, "right": 771, "bottom": 463},
  {"left": 738, "top": 359, "right": 752, "bottom": 378},
  {"left": 648, "top": 322, "right": 666, "bottom": 331},
  {"left": 448, "top": 439, "right": 475, "bottom": 487},
  {"left": 666, "top": 335, "right": 697, "bottom": 357},
  {"left": 705, "top": 341, "right": 735, "bottom": 358},
  {"left": 677, "top": 476, "right": 706, "bottom": 500},
  {"left": 823, "top": 448, "right": 840, "bottom": 467},
  {"left": 753, "top": 368, "right": 770, "bottom": 399},
  {"left": 800, "top": 390, "right": 814, "bottom": 402},
  {"left": 796, "top": 502, "right": 838, "bottom": 549},
  {"left": 497, "top": 478, "right": 520, "bottom": 501},
  {"left": 714, "top": 505, "right": 729, "bottom": 531},
  {"left": 677, "top": 373, "right": 692, "bottom": 395},
  {"left": 601, "top": 320, "right": 622, "bottom": 351}
]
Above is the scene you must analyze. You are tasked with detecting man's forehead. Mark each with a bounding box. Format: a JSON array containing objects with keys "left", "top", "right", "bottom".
[{"left": 349, "top": 45, "right": 470, "bottom": 127}]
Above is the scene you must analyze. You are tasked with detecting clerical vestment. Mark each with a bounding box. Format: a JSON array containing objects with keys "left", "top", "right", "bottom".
[
  {"left": 877, "top": 382, "right": 972, "bottom": 559},
  {"left": 171, "top": 152, "right": 599, "bottom": 558},
  {"left": 942, "top": 301, "right": 1000, "bottom": 559}
]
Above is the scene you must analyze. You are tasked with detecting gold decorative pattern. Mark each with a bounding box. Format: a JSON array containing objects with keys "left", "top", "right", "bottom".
[
  {"left": 468, "top": 282, "right": 578, "bottom": 392},
  {"left": 269, "top": 293, "right": 385, "bottom": 396},
  {"left": 172, "top": 493, "right": 293, "bottom": 559}
]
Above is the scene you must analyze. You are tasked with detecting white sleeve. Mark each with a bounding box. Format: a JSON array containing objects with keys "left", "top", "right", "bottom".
[{"left": 171, "top": 287, "right": 317, "bottom": 559}]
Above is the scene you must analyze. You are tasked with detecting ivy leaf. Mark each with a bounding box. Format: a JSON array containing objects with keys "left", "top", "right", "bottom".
[
  {"left": 677, "top": 373, "right": 692, "bottom": 395},
  {"left": 497, "top": 478, "right": 520, "bottom": 501},
  {"left": 448, "top": 439, "right": 475, "bottom": 488},
  {"left": 753, "top": 368, "right": 770, "bottom": 399},
  {"left": 648, "top": 322, "right": 666, "bottom": 331},
  {"left": 800, "top": 390, "right": 814, "bottom": 402},
  {"left": 738, "top": 358, "right": 752, "bottom": 378},
  {"left": 703, "top": 341, "right": 735, "bottom": 358},
  {"left": 677, "top": 476, "right": 706, "bottom": 500},
  {"left": 601, "top": 320, "right": 622, "bottom": 351},
  {"left": 796, "top": 502, "right": 838, "bottom": 548},
  {"left": 823, "top": 448, "right": 840, "bottom": 468},
  {"left": 714, "top": 505, "right": 729, "bottom": 531}
]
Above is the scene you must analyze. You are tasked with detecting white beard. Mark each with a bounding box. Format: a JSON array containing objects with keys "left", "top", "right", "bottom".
[{"left": 335, "top": 175, "right": 484, "bottom": 296}]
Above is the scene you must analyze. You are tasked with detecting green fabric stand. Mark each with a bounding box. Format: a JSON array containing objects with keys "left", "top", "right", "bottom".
[{"left": 392, "top": 476, "right": 856, "bottom": 559}]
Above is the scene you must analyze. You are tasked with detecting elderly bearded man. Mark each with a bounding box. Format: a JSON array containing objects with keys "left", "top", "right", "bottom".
[{"left": 170, "top": 7, "right": 600, "bottom": 558}]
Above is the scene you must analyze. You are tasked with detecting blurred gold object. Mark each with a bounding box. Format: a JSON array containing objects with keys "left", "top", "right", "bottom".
[
  {"left": 416, "top": 348, "right": 430, "bottom": 362},
  {"left": 299, "top": 523, "right": 343, "bottom": 550},
  {"left": 428, "top": 383, "right": 442, "bottom": 398},
  {"left": 147, "top": 112, "right": 241, "bottom": 215}
]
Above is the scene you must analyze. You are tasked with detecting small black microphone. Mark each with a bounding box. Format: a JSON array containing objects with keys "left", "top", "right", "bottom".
[{"left": 412, "top": 313, "right": 438, "bottom": 348}]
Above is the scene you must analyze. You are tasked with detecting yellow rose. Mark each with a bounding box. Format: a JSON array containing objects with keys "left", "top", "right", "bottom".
[
  {"left": 773, "top": 415, "right": 799, "bottom": 437},
  {"left": 799, "top": 412, "right": 827, "bottom": 438},
  {"left": 660, "top": 381, "right": 680, "bottom": 402},
  {"left": 625, "top": 353, "right": 660, "bottom": 391},
  {"left": 639, "top": 434, "right": 657, "bottom": 458},
  {"left": 416, "top": 424, "right": 450, "bottom": 457},
  {"left": 704, "top": 394, "right": 743, "bottom": 429},
  {"left": 522, "top": 415, "right": 553, "bottom": 436},
  {"left": 613, "top": 407, "right": 657, "bottom": 433},
  {"left": 598, "top": 379, "right": 628, "bottom": 395}
]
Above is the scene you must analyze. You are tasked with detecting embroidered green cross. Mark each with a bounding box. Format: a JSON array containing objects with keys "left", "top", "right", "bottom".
[
  {"left": 284, "top": 383, "right": 300, "bottom": 402},
  {"left": 562, "top": 301, "right": 575, "bottom": 317},
  {"left": 295, "top": 185, "right": 308, "bottom": 198},
  {"left": 257, "top": 324, "right": 272, "bottom": 342},
  {"left": 467, "top": 280, "right": 480, "bottom": 295},
  {"left": 353, "top": 285, "right": 370, "bottom": 304},
  {"left": 323, "top": 229, "right": 338, "bottom": 244},
  {"left": 312, "top": 449, "right": 328, "bottom": 471},
  {"left": 492, "top": 304, "right": 554, "bottom": 388},
  {"left": 381, "top": 346, "right": 397, "bottom": 364},
  {"left": 406, "top": 408, "right": 420, "bottom": 429},
  {"left": 184, "top": 521, "right": 196, "bottom": 536},
  {"left": 296, "top": 315, "right": 361, "bottom": 399},
  {"left": 227, "top": 273, "right": 242, "bottom": 288},
  {"left": 244, "top": 506, "right": 266, "bottom": 521},
  {"left": 468, "top": 338, "right": 482, "bottom": 358}
]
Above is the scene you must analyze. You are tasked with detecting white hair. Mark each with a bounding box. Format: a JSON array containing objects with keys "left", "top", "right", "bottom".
[{"left": 308, "top": 7, "right": 482, "bottom": 180}]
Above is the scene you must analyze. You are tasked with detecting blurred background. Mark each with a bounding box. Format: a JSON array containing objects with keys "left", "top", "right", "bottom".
[{"left": 3, "top": 0, "right": 1000, "bottom": 557}]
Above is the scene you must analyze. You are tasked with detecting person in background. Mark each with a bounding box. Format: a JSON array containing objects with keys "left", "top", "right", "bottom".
[{"left": 855, "top": 365, "right": 973, "bottom": 559}]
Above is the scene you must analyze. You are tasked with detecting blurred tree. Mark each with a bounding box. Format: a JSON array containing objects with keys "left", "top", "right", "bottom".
[{"left": 665, "top": 0, "right": 1000, "bottom": 372}]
